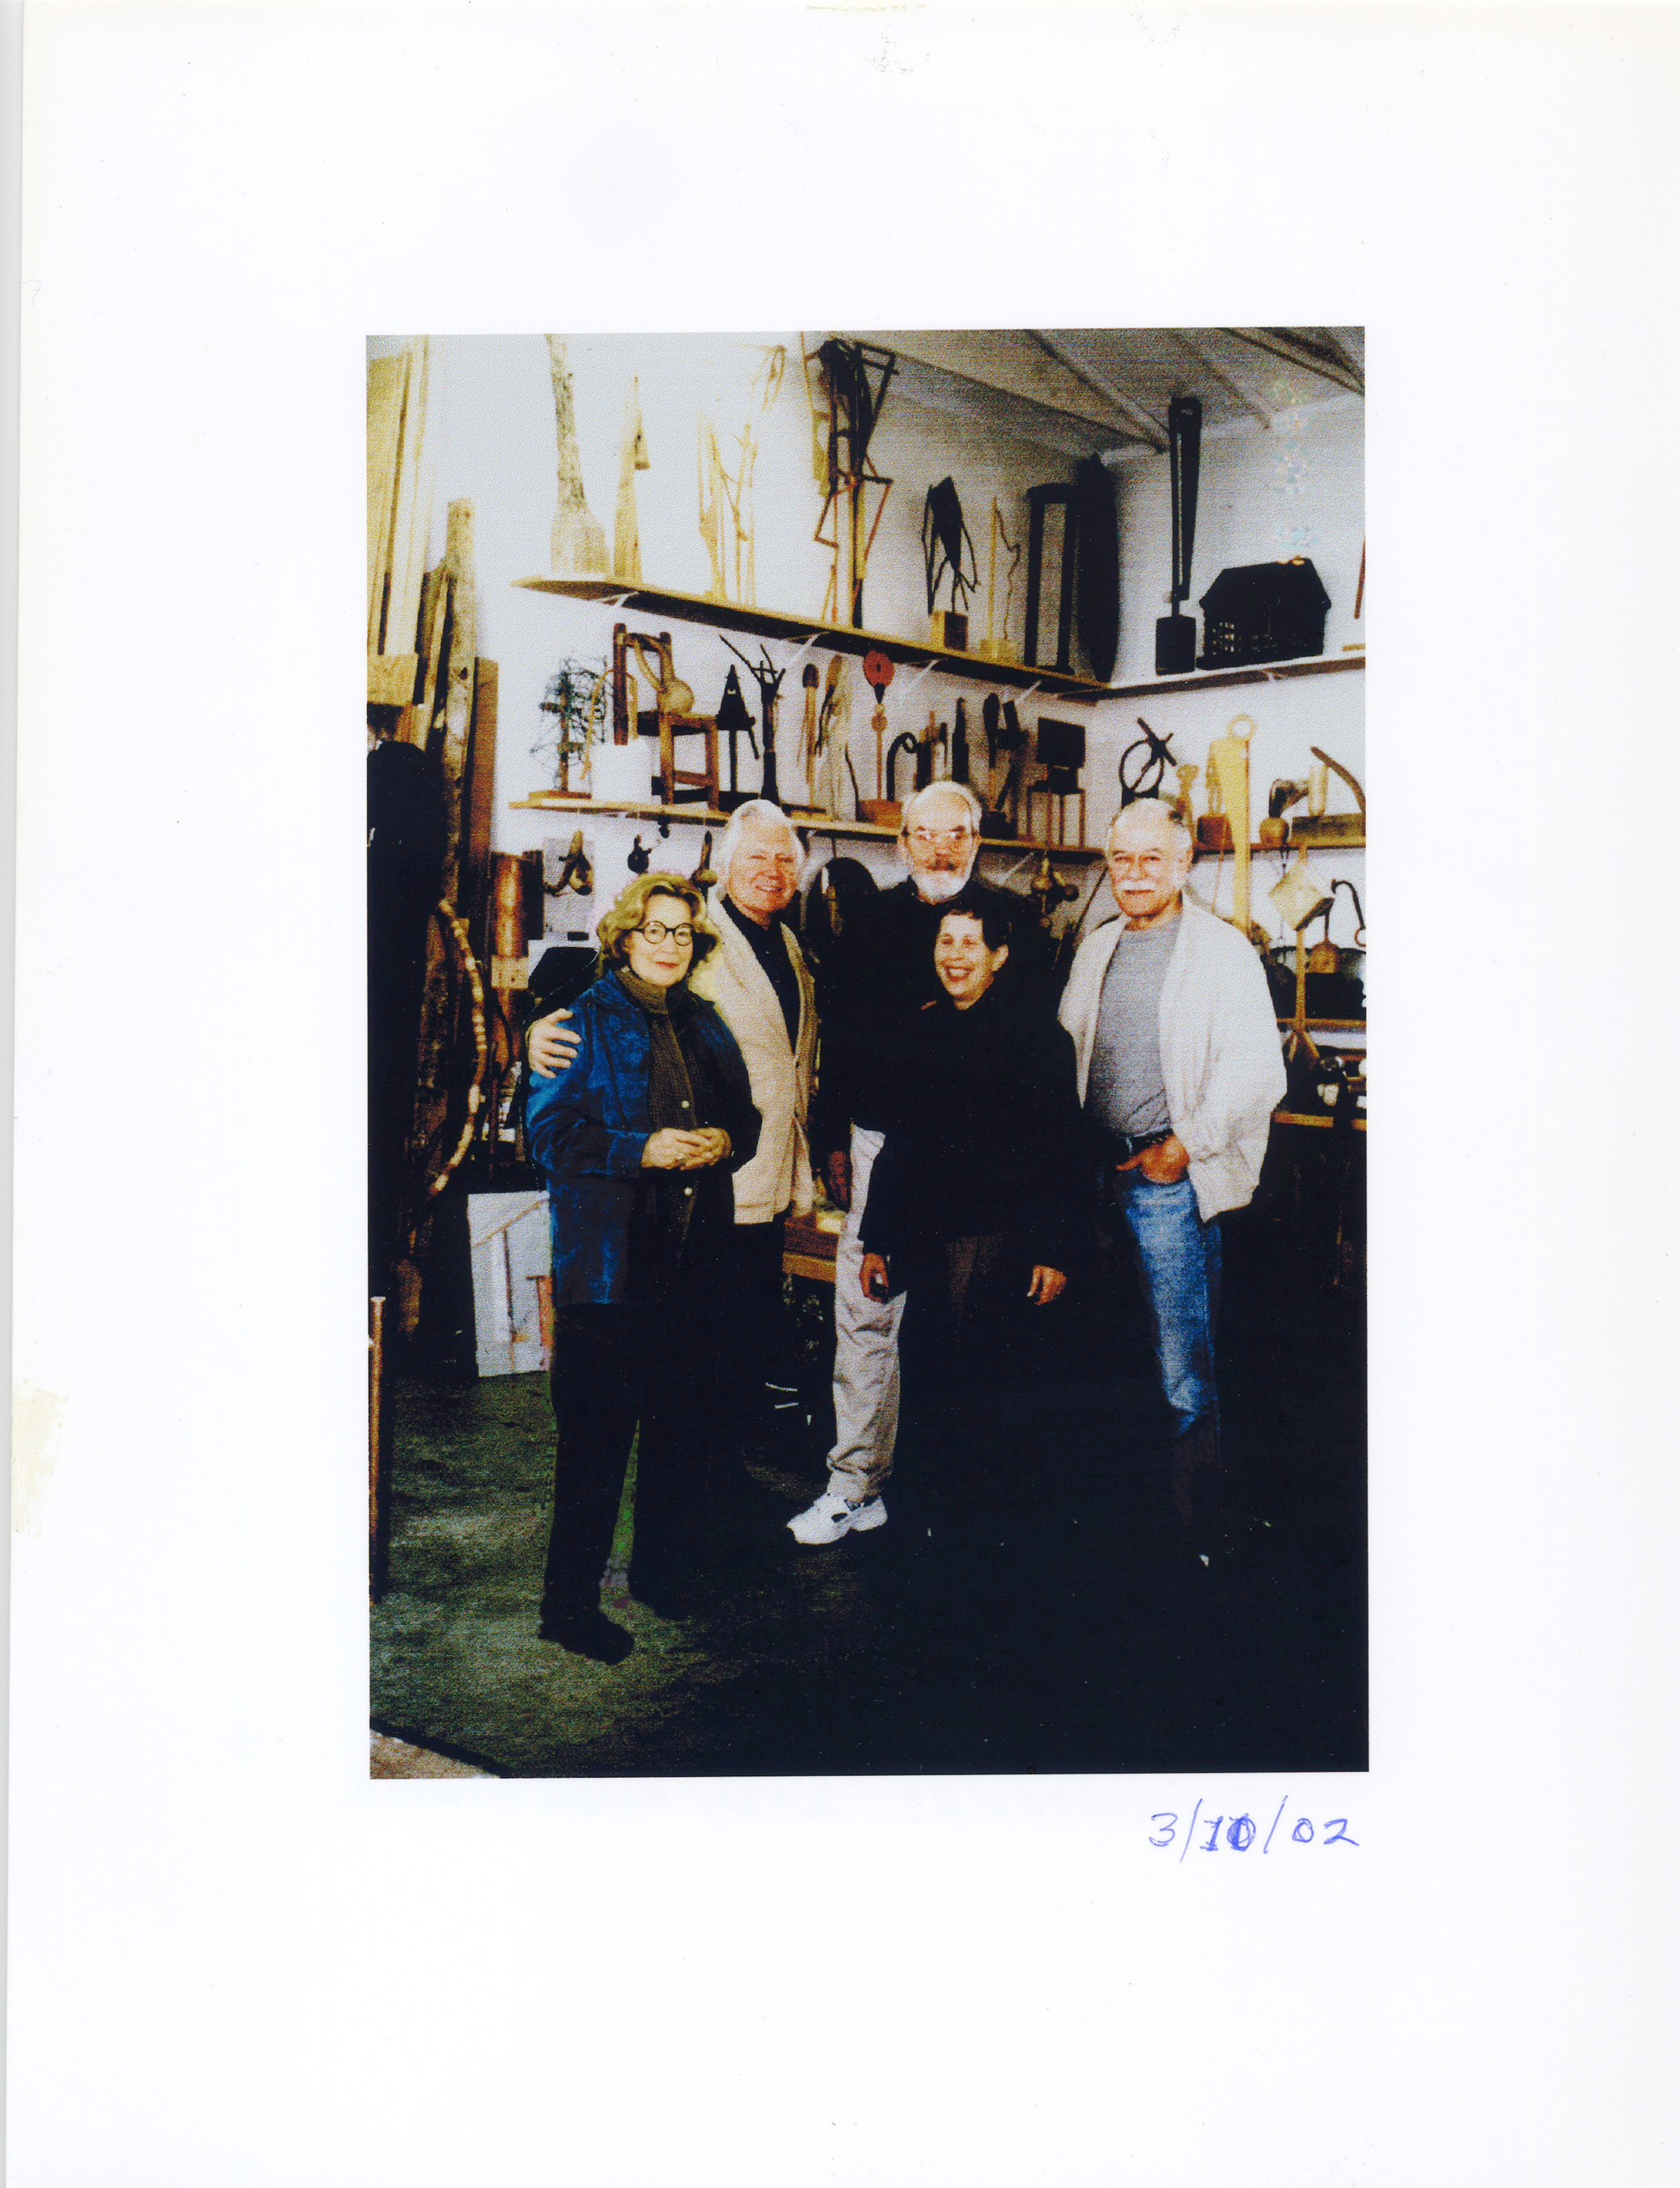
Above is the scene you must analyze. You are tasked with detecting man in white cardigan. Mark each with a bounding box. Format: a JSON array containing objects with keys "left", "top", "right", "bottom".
[
  {"left": 528, "top": 800, "right": 818, "bottom": 1449},
  {"left": 1058, "top": 797, "right": 1286, "bottom": 1552}
]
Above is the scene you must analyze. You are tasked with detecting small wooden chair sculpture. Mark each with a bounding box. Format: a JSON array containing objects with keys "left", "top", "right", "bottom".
[{"left": 611, "top": 623, "right": 719, "bottom": 807}]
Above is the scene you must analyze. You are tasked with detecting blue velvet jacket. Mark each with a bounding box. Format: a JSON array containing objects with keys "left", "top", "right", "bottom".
[{"left": 525, "top": 971, "right": 761, "bottom": 1306}]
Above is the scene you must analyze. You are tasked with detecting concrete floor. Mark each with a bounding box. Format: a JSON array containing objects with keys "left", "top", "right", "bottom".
[{"left": 371, "top": 1213, "right": 1366, "bottom": 1779}]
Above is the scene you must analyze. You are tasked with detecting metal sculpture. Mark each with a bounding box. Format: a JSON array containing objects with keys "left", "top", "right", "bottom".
[
  {"left": 922, "top": 476, "right": 978, "bottom": 646},
  {"left": 534, "top": 653, "right": 607, "bottom": 795},
  {"left": 721, "top": 637, "right": 788, "bottom": 807},
  {"left": 1155, "top": 395, "right": 1202, "bottom": 674},
  {"left": 714, "top": 664, "right": 759, "bottom": 809},
  {"left": 951, "top": 696, "right": 971, "bottom": 784},
  {"left": 862, "top": 648, "right": 895, "bottom": 803},
  {"left": 1023, "top": 481, "right": 1077, "bottom": 674},
  {"left": 802, "top": 336, "right": 896, "bottom": 628},
  {"left": 544, "top": 335, "right": 608, "bottom": 576},
  {"left": 613, "top": 378, "right": 650, "bottom": 583},
  {"left": 886, "top": 730, "right": 921, "bottom": 807},
  {"left": 1118, "top": 717, "right": 1177, "bottom": 807}
]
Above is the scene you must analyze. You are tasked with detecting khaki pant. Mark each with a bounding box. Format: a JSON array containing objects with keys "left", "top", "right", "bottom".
[{"left": 825, "top": 1127, "right": 907, "bottom": 1502}]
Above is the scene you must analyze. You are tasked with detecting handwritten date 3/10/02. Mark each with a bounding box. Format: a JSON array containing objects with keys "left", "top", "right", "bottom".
[{"left": 1150, "top": 1798, "right": 1359, "bottom": 1857}]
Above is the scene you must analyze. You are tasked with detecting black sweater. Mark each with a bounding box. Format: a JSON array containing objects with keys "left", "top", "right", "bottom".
[
  {"left": 857, "top": 981, "right": 1085, "bottom": 1276},
  {"left": 810, "top": 878, "right": 1053, "bottom": 1160}
]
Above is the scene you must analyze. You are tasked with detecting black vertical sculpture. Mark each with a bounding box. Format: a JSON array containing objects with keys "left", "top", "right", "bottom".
[
  {"left": 1024, "top": 482, "right": 1077, "bottom": 673},
  {"left": 722, "top": 638, "right": 788, "bottom": 806},
  {"left": 1155, "top": 396, "right": 1202, "bottom": 674}
]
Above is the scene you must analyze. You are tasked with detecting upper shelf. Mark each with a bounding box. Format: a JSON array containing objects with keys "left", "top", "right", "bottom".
[
  {"left": 509, "top": 793, "right": 1105, "bottom": 860},
  {"left": 513, "top": 575, "right": 1366, "bottom": 706}
]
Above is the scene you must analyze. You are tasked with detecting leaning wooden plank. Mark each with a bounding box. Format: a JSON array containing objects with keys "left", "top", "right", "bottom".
[
  {"left": 437, "top": 500, "right": 478, "bottom": 903},
  {"left": 366, "top": 351, "right": 408, "bottom": 650},
  {"left": 386, "top": 337, "right": 433, "bottom": 657},
  {"left": 463, "top": 657, "right": 499, "bottom": 961},
  {"left": 368, "top": 653, "right": 420, "bottom": 708},
  {"left": 412, "top": 563, "right": 448, "bottom": 745}
]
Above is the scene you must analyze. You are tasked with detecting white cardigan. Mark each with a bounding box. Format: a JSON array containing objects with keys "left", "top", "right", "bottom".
[
  {"left": 1057, "top": 897, "right": 1288, "bottom": 1221},
  {"left": 691, "top": 903, "right": 818, "bottom": 1224}
]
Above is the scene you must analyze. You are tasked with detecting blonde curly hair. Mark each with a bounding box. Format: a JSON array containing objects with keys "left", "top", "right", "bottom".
[{"left": 594, "top": 870, "right": 721, "bottom": 975}]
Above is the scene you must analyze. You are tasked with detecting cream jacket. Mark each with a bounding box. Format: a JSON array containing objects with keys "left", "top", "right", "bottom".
[
  {"left": 691, "top": 903, "right": 818, "bottom": 1223},
  {"left": 1057, "top": 896, "right": 1287, "bottom": 1221}
]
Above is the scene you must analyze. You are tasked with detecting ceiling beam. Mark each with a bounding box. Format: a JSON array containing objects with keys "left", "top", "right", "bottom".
[
  {"left": 1222, "top": 327, "right": 1365, "bottom": 397},
  {"left": 856, "top": 329, "right": 1142, "bottom": 442},
  {"left": 1168, "top": 331, "right": 1274, "bottom": 426},
  {"left": 1030, "top": 331, "right": 1170, "bottom": 451}
]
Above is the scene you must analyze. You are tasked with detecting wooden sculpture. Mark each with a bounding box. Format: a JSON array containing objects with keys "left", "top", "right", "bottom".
[
  {"left": 613, "top": 379, "right": 650, "bottom": 583},
  {"left": 977, "top": 497, "right": 1022, "bottom": 665},
  {"left": 698, "top": 344, "right": 786, "bottom": 606},
  {"left": 611, "top": 622, "right": 719, "bottom": 807},
  {"left": 544, "top": 336, "right": 608, "bottom": 577},
  {"left": 1205, "top": 714, "right": 1258, "bottom": 938}
]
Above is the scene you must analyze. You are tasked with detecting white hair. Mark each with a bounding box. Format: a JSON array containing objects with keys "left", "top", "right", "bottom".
[
  {"left": 714, "top": 799, "right": 804, "bottom": 894},
  {"left": 900, "top": 779, "right": 984, "bottom": 837},
  {"left": 1106, "top": 795, "right": 1191, "bottom": 852}
]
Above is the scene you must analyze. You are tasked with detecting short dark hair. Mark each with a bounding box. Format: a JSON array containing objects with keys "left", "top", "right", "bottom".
[{"left": 937, "top": 893, "right": 1013, "bottom": 952}]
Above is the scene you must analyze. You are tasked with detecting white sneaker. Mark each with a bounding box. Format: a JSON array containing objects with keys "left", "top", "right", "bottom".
[{"left": 787, "top": 1487, "right": 888, "bottom": 1547}]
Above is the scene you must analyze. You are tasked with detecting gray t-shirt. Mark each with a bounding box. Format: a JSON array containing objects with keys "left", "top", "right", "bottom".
[{"left": 1085, "top": 916, "right": 1178, "bottom": 1137}]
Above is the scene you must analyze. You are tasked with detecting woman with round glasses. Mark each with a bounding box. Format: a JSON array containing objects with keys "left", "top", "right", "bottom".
[{"left": 525, "top": 871, "right": 760, "bottom": 1661}]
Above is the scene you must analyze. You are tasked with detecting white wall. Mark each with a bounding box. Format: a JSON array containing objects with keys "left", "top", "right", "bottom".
[{"left": 396, "top": 335, "right": 1366, "bottom": 955}]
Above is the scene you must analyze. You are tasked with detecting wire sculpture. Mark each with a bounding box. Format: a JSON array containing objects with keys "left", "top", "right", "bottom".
[{"left": 922, "top": 477, "right": 978, "bottom": 616}]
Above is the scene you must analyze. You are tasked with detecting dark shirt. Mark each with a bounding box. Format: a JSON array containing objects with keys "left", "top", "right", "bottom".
[
  {"left": 720, "top": 891, "right": 802, "bottom": 1046},
  {"left": 857, "top": 980, "right": 1085, "bottom": 1274},
  {"left": 810, "top": 877, "right": 1054, "bottom": 1160}
]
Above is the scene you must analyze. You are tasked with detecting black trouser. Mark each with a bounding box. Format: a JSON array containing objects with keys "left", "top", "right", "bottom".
[
  {"left": 540, "top": 1290, "right": 727, "bottom": 1619},
  {"left": 718, "top": 1215, "right": 795, "bottom": 1439}
]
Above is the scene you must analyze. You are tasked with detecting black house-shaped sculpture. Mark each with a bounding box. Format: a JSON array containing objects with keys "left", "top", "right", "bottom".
[{"left": 1198, "top": 557, "right": 1331, "bottom": 669}]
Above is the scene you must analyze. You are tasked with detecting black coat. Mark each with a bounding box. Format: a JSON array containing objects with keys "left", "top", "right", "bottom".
[{"left": 857, "top": 980, "right": 1085, "bottom": 1279}]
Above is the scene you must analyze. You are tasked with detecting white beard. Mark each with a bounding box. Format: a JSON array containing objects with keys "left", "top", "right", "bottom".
[{"left": 911, "top": 863, "right": 976, "bottom": 903}]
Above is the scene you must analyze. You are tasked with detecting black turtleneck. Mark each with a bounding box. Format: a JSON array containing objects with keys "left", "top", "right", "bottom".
[{"left": 720, "top": 892, "right": 801, "bottom": 1045}]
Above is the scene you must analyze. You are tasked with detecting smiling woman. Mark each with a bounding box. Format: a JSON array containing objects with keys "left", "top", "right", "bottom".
[{"left": 523, "top": 871, "right": 761, "bottom": 1660}]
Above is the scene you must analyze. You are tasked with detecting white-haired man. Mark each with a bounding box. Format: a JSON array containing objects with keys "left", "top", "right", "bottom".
[
  {"left": 1057, "top": 795, "right": 1286, "bottom": 1554},
  {"left": 530, "top": 799, "right": 817, "bottom": 1449},
  {"left": 792, "top": 778, "right": 1048, "bottom": 1546}
]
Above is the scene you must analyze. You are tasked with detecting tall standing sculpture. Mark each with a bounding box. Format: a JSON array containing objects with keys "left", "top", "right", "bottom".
[
  {"left": 543, "top": 336, "right": 608, "bottom": 576},
  {"left": 698, "top": 344, "right": 786, "bottom": 606}
]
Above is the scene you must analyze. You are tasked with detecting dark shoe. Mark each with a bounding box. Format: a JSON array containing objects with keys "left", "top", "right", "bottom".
[{"left": 538, "top": 1607, "right": 635, "bottom": 1663}]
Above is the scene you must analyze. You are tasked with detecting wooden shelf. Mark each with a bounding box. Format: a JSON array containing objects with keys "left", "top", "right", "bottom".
[
  {"left": 1277, "top": 1018, "right": 1367, "bottom": 1032},
  {"left": 515, "top": 575, "right": 1366, "bottom": 706},
  {"left": 1273, "top": 1108, "right": 1367, "bottom": 1133},
  {"left": 510, "top": 794, "right": 1103, "bottom": 859},
  {"left": 1201, "top": 836, "right": 1365, "bottom": 858}
]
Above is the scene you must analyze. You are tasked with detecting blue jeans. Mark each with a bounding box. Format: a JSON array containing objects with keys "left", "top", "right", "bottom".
[{"left": 1105, "top": 1172, "right": 1222, "bottom": 1436}]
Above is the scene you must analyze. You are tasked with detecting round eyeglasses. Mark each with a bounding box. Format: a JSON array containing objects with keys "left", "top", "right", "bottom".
[
  {"left": 907, "top": 827, "right": 974, "bottom": 850},
  {"left": 636, "top": 920, "right": 696, "bottom": 946}
]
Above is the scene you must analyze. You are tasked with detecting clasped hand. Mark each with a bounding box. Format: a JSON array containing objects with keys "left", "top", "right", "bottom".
[{"left": 642, "top": 1127, "right": 730, "bottom": 1170}]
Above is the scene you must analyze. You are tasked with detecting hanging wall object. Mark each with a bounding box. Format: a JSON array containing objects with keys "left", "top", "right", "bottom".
[
  {"left": 542, "top": 832, "right": 597, "bottom": 942},
  {"left": 977, "top": 497, "right": 1022, "bottom": 664},
  {"left": 713, "top": 665, "right": 760, "bottom": 811},
  {"left": 802, "top": 336, "right": 896, "bottom": 629},
  {"left": 1154, "top": 395, "right": 1202, "bottom": 674},
  {"left": 613, "top": 378, "right": 650, "bottom": 583},
  {"left": 698, "top": 344, "right": 788, "bottom": 606},
  {"left": 544, "top": 337, "right": 609, "bottom": 577},
  {"left": 1118, "top": 716, "right": 1177, "bottom": 807},
  {"left": 922, "top": 476, "right": 978, "bottom": 651},
  {"left": 1073, "top": 456, "right": 1119, "bottom": 683},
  {"left": 1023, "top": 481, "right": 1077, "bottom": 673},
  {"left": 721, "top": 638, "right": 788, "bottom": 807},
  {"left": 626, "top": 834, "right": 651, "bottom": 875}
]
